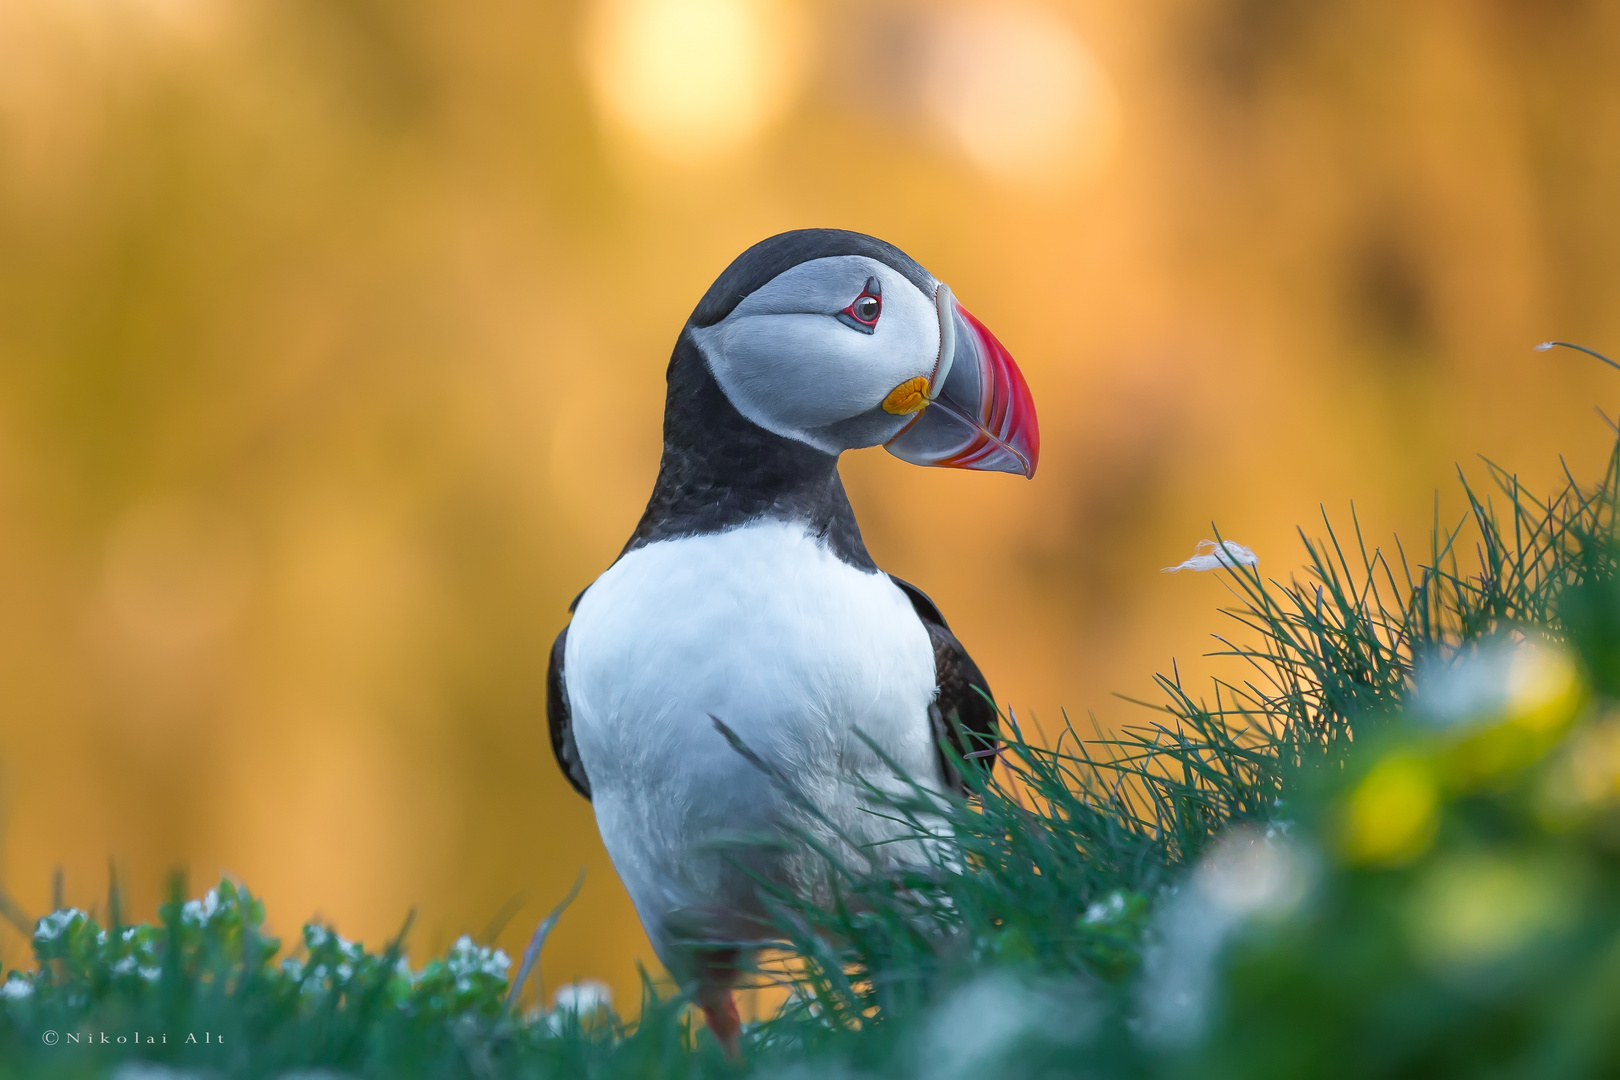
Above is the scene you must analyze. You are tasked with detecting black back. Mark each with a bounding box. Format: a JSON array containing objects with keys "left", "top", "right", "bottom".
[
  {"left": 547, "top": 625, "right": 590, "bottom": 799},
  {"left": 890, "top": 576, "right": 1002, "bottom": 791}
]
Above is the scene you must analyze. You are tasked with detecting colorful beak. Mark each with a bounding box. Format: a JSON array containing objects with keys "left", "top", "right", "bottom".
[{"left": 885, "top": 284, "right": 1040, "bottom": 478}]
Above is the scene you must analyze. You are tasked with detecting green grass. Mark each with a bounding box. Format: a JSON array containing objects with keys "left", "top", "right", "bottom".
[{"left": 7, "top": 410, "right": 1620, "bottom": 1078}]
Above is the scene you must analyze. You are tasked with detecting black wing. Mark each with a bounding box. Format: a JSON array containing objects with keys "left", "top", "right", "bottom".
[
  {"left": 889, "top": 575, "right": 1000, "bottom": 793},
  {"left": 547, "top": 622, "right": 592, "bottom": 800}
]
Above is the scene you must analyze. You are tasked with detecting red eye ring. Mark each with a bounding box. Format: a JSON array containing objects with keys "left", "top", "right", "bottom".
[{"left": 838, "top": 276, "right": 883, "bottom": 333}]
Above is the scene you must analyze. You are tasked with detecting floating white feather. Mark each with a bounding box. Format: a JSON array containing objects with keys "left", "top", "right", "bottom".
[{"left": 1162, "top": 539, "right": 1258, "bottom": 574}]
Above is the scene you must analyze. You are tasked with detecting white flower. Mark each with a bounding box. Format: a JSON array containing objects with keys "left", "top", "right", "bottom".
[
  {"left": 1162, "top": 539, "right": 1258, "bottom": 573},
  {"left": 1139, "top": 826, "right": 1316, "bottom": 1047},
  {"left": 446, "top": 935, "right": 510, "bottom": 980},
  {"left": 33, "top": 909, "right": 83, "bottom": 944},
  {"left": 180, "top": 889, "right": 221, "bottom": 928},
  {"left": 1083, "top": 891, "right": 1127, "bottom": 925},
  {"left": 545, "top": 980, "right": 615, "bottom": 1033},
  {"left": 553, "top": 980, "right": 613, "bottom": 1013},
  {"left": 918, "top": 974, "right": 1093, "bottom": 1080},
  {"left": 1, "top": 977, "right": 34, "bottom": 999}
]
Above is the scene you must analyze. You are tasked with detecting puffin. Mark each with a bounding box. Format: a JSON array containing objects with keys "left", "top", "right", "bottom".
[{"left": 546, "top": 229, "right": 1038, "bottom": 1055}]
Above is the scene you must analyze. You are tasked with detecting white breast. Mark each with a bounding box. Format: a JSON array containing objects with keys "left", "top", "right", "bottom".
[{"left": 563, "top": 520, "right": 940, "bottom": 958}]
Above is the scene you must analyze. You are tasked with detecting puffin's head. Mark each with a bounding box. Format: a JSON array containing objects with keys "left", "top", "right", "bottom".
[{"left": 685, "top": 229, "right": 1039, "bottom": 477}]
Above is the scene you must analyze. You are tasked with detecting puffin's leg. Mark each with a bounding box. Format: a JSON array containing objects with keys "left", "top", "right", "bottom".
[
  {"left": 697, "top": 987, "right": 741, "bottom": 1058},
  {"left": 692, "top": 947, "right": 742, "bottom": 1059}
]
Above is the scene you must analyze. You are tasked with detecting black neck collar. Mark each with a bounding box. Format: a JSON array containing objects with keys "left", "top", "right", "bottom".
[{"left": 622, "top": 332, "right": 876, "bottom": 571}]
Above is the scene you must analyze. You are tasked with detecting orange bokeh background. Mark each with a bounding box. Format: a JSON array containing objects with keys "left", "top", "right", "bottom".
[{"left": 0, "top": 0, "right": 1617, "bottom": 1010}]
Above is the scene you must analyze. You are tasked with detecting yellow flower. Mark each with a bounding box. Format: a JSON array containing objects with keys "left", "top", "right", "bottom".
[{"left": 1337, "top": 752, "right": 1440, "bottom": 867}]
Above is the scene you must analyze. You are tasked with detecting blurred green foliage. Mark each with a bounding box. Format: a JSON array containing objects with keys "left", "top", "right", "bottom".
[{"left": 8, "top": 389, "right": 1620, "bottom": 1077}]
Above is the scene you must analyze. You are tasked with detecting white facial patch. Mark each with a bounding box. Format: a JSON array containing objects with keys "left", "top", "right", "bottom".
[{"left": 690, "top": 256, "right": 942, "bottom": 453}]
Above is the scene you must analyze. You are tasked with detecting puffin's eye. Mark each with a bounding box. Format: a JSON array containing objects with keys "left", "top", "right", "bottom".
[{"left": 836, "top": 277, "right": 883, "bottom": 335}]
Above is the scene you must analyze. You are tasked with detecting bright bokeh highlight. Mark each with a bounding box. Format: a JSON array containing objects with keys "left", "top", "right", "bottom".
[
  {"left": 581, "top": 0, "right": 810, "bottom": 161},
  {"left": 920, "top": 4, "right": 1117, "bottom": 187}
]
